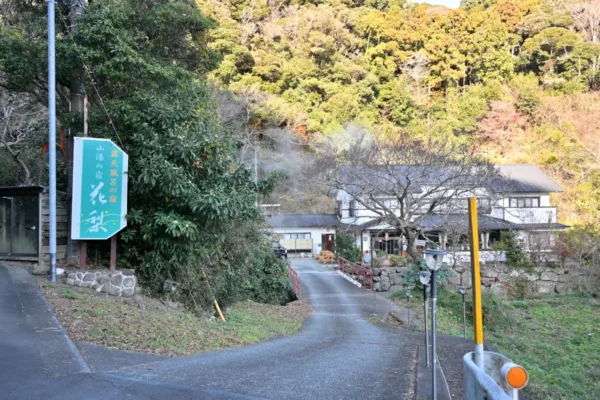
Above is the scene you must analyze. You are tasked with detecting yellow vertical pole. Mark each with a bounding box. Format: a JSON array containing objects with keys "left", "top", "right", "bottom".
[
  {"left": 213, "top": 299, "right": 226, "bottom": 322},
  {"left": 468, "top": 197, "right": 484, "bottom": 369}
]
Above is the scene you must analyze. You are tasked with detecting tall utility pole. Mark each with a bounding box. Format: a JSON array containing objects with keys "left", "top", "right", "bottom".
[{"left": 48, "top": 0, "right": 57, "bottom": 282}]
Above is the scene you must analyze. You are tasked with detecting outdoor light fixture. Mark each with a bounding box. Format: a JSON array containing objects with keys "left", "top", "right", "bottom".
[
  {"left": 405, "top": 288, "right": 412, "bottom": 326},
  {"left": 423, "top": 248, "right": 446, "bottom": 271},
  {"left": 422, "top": 249, "right": 447, "bottom": 400},
  {"left": 419, "top": 271, "right": 431, "bottom": 286},
  {"left": 459, "top": 285, "right": 467, "bottom": 339},
  {"left": 419, "top": 271, "right": 432, "bottom": 367}
]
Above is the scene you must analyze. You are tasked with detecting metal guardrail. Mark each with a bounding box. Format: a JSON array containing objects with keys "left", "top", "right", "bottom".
[
  {"left": 463, "top": 351, "right": 527, "bottom": 400},
  {"left": 288, "top": 264, "right": 301, "bottom": 299},
  {"left": 337, "top": 257, "right": 373, "bottom": 291}
]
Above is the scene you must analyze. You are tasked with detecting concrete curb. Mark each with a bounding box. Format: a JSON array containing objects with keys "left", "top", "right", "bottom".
[
  {"left": 336, "top": 270, "right": 362, "bottom": 287},
  {"left": 4, "top": 266, "right": 91, "bottom": 376}
]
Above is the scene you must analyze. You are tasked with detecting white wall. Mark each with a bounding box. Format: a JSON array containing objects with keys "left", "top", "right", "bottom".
[{"left": 272, "top": 227, "right": 335, "bottom": 254}]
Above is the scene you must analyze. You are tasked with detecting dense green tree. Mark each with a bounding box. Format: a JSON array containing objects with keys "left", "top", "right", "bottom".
[{"left": 0, "top": 0, "right": 289, "bottom": 311}]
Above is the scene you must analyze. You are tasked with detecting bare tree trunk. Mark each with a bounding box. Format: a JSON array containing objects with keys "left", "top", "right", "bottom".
[
  {"left": 3, "top": 143, "right": 31, "bottom": 184},
  {"left": 403, "top": 227, "right": 419, "bottom": 260}
]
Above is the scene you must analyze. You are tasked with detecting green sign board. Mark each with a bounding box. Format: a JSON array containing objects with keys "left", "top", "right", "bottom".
[{"left": 71, "top": 137, "right": 128, "bottom": 240}]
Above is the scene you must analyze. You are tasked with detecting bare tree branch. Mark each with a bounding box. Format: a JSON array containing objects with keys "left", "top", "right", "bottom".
[
  {"left": 0, "top": 91, "right": 47, "bottom": 184},
  {"left": 310, "top": 131, "right": 501, "bottom": 259}
]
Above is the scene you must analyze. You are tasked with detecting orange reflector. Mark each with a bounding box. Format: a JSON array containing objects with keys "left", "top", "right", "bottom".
[{"left": 506, "top": 365, "right": 528, "bottom": 389}]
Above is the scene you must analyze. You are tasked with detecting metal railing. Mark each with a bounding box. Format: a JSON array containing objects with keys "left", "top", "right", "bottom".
[
  {"left": 337, "top": 257, "right": 373, "bottom": 291},
  {"left": 463, "top": 351, "right": 525, "bottom": 400},
  {"left": 288, "top": 264, "right": 301, "bottom": 299}
]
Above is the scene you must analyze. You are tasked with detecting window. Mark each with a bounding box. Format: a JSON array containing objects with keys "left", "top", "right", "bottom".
[
  {"left": 284, "top": 233, "right": 311, "bottom": 239},
  {"left": 509, "top": 197, "right": 540, "bottom": 208},
  {"left": 375, "top": 198, "right": 398, "bottom": 209},
  {"left": 349, "top": 200, "right": 356, "bottom": 217},
  {"left": 477, "top": 198, "right": 491, "bottom": 212},
  {"left": 336, "top": 200, "right": 342, "bottom": 217}
]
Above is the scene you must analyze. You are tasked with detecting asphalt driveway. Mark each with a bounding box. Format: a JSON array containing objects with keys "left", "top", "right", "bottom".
[{"left": 1, "top": 259, "right": 422, "bottom": 400}]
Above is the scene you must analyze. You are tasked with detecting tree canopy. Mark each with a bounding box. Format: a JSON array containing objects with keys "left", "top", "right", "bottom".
[
  {"left": 197, "top": 0, "right": 600, "bottom": 226},
  {"left": 0, "top": 0, "right": 290, "bottom": 310}
]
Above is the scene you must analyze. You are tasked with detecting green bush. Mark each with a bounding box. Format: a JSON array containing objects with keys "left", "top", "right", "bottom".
[
  {"left": 389, "top": 255, "right": 406, "bottom": 266},
  {"left": 494, "top": 231, "right": 534, "bottom": 269},
  {"left": 400, "top": 260, "right": 454, "bottom": 289},
  {"left": 333, "top": 233, "right": 361, "bottom": 263},
  {"left": 507, "top": 276, "right": 532, "bottom": 300}
]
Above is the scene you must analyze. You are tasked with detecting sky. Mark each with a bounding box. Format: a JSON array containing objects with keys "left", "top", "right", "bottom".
[{"left": 414, "top": 0, "right": 461, "bottom": 8}]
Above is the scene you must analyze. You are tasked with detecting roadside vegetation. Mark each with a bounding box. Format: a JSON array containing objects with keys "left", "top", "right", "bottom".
[
  {"left": 0, "top": 0, "right": 291, "bottom": 312},
  {"left": 432, "top": 287, "right": 600, "bottom": 400},
  {"left": 42, "top": 281, "right": 311, "bottom": 356}
]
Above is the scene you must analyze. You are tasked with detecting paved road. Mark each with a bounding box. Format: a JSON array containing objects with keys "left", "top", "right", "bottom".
[{"left": 1, "top": 259, "right": 422, "bottom": 400}]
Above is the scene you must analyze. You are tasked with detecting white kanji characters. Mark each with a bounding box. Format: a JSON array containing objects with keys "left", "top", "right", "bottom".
[
  {"left": 96, "top": 153, "right": 104, "bottom": 161},
  {"left": 96, "top": 145, "right": 105, "bottom": 152},
  {"left": 89, "top": 182, "right": 107, "bottom": 205},
  {"left": 87, "top": 210, "right": 107, "bottom": 233},
  {"left": 95, "top": 171, "right": 103, "bottom": 180}
]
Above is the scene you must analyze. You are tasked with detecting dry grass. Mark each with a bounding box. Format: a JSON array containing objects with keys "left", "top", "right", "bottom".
[{"left": 41, "top": 280, "right": 311, "bottom": 356}]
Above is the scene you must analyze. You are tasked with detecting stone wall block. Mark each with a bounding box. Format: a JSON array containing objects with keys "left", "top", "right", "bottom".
[
  {"left": 83, "top": 273, "right": 95, "bottom": 282},
  {"left": 447, "top": 274, "right": 461, "bottom": 285},
  {"left": 122, "top": 288, "right": 135, "bottom": 297},
  {"left": 554, "top": 283, "right": 569, "bottom": 294},
  {"left": 123, "top": 277, "right": 136, "bottom": 288},
  {"left": 107, "top": 285, "right": 121, "bottom": 296},
  {"left": 540, "top": 271, "right": 559, "bottom": 281},
  {"left": 522, "top": 273, "right": 538, "bottom": 282},
  {"left": 111, "top": 274, "right": 123, "bottom": 286},
  {"left": 534, "top": 281, "right": 556, "bottom": 293}
]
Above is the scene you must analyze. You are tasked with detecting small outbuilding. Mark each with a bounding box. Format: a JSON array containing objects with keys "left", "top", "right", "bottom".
[
  {"left": 266, "top": 214, "right": 342, "bottom": 255},
  {"left": 0, "top": 186, "right": 74, "bottom": 273}
]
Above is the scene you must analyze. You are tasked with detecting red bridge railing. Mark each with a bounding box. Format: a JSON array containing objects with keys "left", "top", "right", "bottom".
[
  {"left": 288, "top": 264, "right": 301, "bottom": 299},
  {"left": 336, "top": 257, "right": 373, "bottom": 291}
]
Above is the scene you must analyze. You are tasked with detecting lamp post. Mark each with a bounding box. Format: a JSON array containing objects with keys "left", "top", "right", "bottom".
[
  {"left": 419, "top": 271, "right": 431, "bottom": 367},
  {"left": 405, "top": 288, "right": 412, "bottom": 326},
  {"left": 459, "top": 285, "right": 467, "bottom": 339},
  {"left": 423, "top": 248, "right": 447, "bottom": 400}
]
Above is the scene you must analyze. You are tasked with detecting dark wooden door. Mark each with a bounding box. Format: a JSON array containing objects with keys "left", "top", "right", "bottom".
[{"left": 322, "top": 234, "right": 333, "bottom": 251}]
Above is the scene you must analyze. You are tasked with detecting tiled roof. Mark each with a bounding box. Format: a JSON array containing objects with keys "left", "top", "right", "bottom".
[
  {"left": 337, "top": 164, "right": 563, "bottom": 195},
  {"left": 266, "top": 214, "right": 341, "bottom": 228},
  {"left": 494, "top": 165, "right": 563, "bottom": 193}
]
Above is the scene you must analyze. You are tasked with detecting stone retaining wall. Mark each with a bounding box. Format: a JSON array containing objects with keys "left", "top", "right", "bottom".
[
  {"left": 370, "top": 263, "right": 597, "bottom": 295},
  {"left": 446, "top": 263, "right": 596, "bottom": 294},
  {"left": 65, "top": 270, "right": 137, "bottom": 297}
]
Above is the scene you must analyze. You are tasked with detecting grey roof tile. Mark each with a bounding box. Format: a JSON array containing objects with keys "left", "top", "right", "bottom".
[{"left": 266, "top": 214, "right": 341, "bottom": 228}]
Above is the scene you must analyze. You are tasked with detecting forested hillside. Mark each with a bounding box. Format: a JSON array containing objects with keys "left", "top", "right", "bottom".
[{"left": 197, "top": 0, "right": 600, "bottom": 226}]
